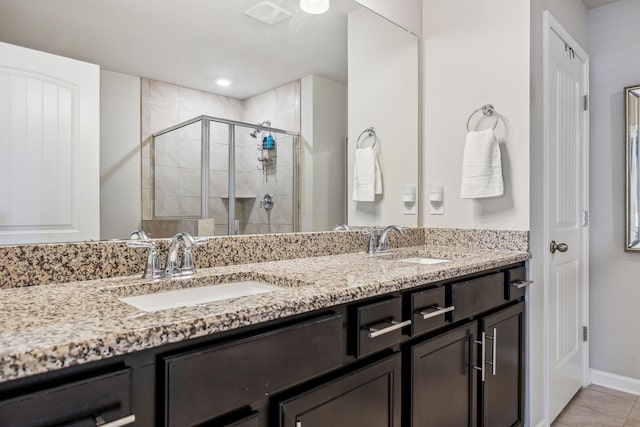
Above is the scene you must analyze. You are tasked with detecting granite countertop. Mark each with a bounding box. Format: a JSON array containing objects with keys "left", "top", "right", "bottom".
[{"left": 0, "top": 244, "right": 530, "bottom": 383}]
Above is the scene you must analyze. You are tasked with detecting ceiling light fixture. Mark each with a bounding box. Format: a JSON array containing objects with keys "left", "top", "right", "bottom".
[
  {"left": 216, "top": 79, "right": 231, "bottom": 87},
  {"left": 299, "top": 0, "right": 330, "bottom": 14}
]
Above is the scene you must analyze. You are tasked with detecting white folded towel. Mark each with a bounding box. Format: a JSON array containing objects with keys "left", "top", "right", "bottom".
[
  {"left": 460, "top": 129, "right": 504, "bottom": 198},
  {"left": 352, "top": 146, "right": 382, "bottom": 201}
]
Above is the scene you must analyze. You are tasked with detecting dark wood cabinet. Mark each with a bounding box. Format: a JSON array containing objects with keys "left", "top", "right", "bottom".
[
  {"left": 0, "top": 368, "right": 133, "bottom": 427},
  {"left": 410, "top": 322, "right": 478, "bottom": 427},
  {"left": 279, "top": 354, "right": 401, "bottom": 427},
  {"left": 480, "top": 302, "right": 525, "bottom": 427},
  {"left": 0, "top": 263, "right": 527, "bottom": 427},
  {"left": 409, "top": 302, "right": 525, "bottom": 427},
  {"left": 223, "top": 412, "right": 260, "bottom": 427},
  {"left": 163, "top": 313, "right": 343, "bottom": 426}
]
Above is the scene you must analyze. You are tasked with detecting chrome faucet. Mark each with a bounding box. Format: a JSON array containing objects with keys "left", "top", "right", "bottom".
[
  {"left": 333, "top": 224, "right": 350, "bottom": 231},
  {"left": 165, "top": 232, "right": 209, "bottom": 277},
  {"left": 377, "top": 225, "right": 405, "bottom": 252},
  {"left": 127, "top": 231, "right": 209, "bottom": 280},
  {"left": 126, "top": 230, "right": 163, "bottom": 279}
]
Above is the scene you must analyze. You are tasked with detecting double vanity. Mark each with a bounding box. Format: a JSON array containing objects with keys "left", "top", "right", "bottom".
[{"left": 0, "top": 230, "right": 530, "bottom": 427}]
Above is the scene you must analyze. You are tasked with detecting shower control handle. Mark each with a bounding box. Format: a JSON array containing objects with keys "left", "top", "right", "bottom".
[{"left": 260, "top": 193, "right": 274, "bottom": 210}]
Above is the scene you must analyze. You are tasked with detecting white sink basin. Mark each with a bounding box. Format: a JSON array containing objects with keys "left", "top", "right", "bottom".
[
  {"left": 398, "top": 257, "right": 450, "bottom": 265},
  {"left": 120, "top": 281, "right": 282, "bottom": 312}
]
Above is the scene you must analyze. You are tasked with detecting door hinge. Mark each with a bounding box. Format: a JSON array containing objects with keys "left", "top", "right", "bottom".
[
  {"left": 584, "top": 94, "right": 589, "bottom": 111},
  {"left": 583, "top": 326, "right": 588, "bottom": 342},
  {"left": 582, "top": 210, "right": 589, "bottom": 227}
]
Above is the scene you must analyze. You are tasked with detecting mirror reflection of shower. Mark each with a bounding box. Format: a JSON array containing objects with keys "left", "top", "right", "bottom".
[{"left": 150, "top": 114, "right": 298, "bottom": 237}]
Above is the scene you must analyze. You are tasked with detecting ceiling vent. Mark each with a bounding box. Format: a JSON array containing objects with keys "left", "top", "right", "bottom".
[{"left": 245, "top": 2, "right": 292, "bottom": 25}]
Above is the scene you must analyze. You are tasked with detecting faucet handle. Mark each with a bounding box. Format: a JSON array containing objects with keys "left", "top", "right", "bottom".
[
  {"left": 361, "top": 228, "right": 378, "bottom": 254},
  {"left": 128, "top": 229, "right": 149, "bottom": 240},
  {"left": 180, "top": 237, "right": 209, "bottom": 275},
  {"left": 126, "top": 240, "right": 163, "bottom": 280}
]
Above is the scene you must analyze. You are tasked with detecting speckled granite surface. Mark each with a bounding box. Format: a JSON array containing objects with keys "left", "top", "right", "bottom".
[
  {"left": 0, "top": 244, "right": 530, "bottom": 383},
  {"left": 425, "top": 228, "right": 529, "bottom": 252},
  {"left": 0, "top": 228, "right": 426, "bottom": 289}
]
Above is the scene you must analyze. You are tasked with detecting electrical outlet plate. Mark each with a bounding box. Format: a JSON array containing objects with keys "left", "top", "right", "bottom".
[
  {"left": 430, "top": 201, "right": 444, "bottom": 215},
  {"left": 403, "top": 203, "right": 417, "bottom": 215}
]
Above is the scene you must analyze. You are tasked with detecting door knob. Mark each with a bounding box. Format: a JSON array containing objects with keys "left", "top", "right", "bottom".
[{"left": 550, "top": 240, "right": 568, "bottom": 254}]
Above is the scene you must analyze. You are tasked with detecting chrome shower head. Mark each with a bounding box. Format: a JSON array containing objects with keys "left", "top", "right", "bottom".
[{"left": 249, "top": 120, "right": 272, "bottom": 138}]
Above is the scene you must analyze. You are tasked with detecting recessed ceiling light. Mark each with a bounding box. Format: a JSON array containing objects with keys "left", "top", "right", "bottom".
[
  {"left": 216, "top": 79, "right": 231, "bottom": 87},
  {"left": 300, "top": 0, "right": 330, "bottom": 14}
]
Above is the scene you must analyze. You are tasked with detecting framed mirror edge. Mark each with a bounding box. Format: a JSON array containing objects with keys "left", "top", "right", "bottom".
[{"left": 625, "top": 84, "right": 640, "bottom": 251}]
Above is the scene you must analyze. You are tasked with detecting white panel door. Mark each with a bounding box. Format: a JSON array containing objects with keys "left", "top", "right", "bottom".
[
  {"left": 0, "top": 42, "right": 99, "bottom": 244},
  {"left": 546, "top": 26, "right": 589, "bottom": 422}
]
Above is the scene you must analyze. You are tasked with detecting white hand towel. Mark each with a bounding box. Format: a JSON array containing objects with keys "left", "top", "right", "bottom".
[
  {"left": 460, "top": 129, "right": 504, "bottom": 198},
  {"left": 352, "top": 147, "right": 383, "bottom": 202}
]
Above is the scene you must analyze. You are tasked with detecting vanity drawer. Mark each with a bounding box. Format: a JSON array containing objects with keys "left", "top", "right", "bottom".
[
  {"left": 449, "top": 272, "right": 505, "bottom": 321},
  {"left": 355, "top": 296, "right": 405, "bottom": 358},
  {"left": 163, "top": 313, "right": 343, "bottom": 427},
  {"left": 0, "top": 368, "right": 133, "bottom": 427},
  {"left": 409, "top": 286, "right": 451, "bottom": 337},
  {"left": 505, "top": 266, "right": 530, "bottom": 301}
]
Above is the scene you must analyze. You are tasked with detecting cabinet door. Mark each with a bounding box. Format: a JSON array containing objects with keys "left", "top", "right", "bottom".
[
  {"left": 280, "top": 353, "right": 401, "bottom": 427},
  {"left": 480, "top": 302, "right": 525, "bottom": 427},
  {"left": 411, "top": 322, "right": 478, "bottom": 427}
]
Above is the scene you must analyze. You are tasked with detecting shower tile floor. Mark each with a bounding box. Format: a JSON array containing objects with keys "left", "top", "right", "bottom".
[{"left": 552, "top": 385, "right": 640, "bottom": 426}]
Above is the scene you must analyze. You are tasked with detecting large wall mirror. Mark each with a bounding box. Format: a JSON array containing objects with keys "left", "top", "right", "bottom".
[
  {"left": 0, "top": 0, "right": 418, "bottom": 244},
  {"left": 626, "top": 85, "right": 640, "bottom": 250}
]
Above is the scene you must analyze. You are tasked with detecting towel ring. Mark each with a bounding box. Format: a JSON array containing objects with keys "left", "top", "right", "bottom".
[
  {"left": 466, "top": 104, "right": 499, "bottom": 132},
  {"left": 357, "top": 127, "right": 377, "bottom": 148}
]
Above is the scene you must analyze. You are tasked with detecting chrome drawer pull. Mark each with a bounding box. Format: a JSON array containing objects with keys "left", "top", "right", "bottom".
[
  {"left": 474, "top": 332, "right": 486, "bottom": 382},
  {"left": 486, "top": 327, "right": 497, "bottom": 376},
  {"left": 95, "top": 415, "right": 136, "bottom": 427},
  {"left": 367, "top": 319, "right": 412, "bottom": 338},
  {"left": 511, "top": 280, "right": 533, "bottom": 289},
  {"left": 418, "top": 305, "right": 455, "bottom": 320}
]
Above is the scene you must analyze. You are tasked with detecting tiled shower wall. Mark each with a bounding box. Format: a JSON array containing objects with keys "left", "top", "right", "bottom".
[{"left": 141, "top": 78, "right": 299, "bottom": 236}]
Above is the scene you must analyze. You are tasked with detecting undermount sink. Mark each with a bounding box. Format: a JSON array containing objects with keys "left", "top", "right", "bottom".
[
  {"left": 104, "top": 274, "right": 284, "bottom": 312},
  {"left": 116, "top": 280, "right": 284, "bottom": 312},
  {"left": 397, "top": 257, "right": 450, "bottom": 265},
  {"left": 375, "top": 250, "right": 454, "bottom": 265}
]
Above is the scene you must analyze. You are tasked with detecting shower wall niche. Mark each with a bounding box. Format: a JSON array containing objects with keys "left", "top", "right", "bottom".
[{"left": 140, "top": 78, "right": 300, "bottom": 237}]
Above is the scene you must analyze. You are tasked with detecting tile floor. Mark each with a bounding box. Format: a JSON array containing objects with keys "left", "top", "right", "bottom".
[{"left": 552, "top": 384, "right": 640, "bottom": 426}]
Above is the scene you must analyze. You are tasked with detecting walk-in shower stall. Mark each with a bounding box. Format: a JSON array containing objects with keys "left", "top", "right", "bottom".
[{"left": 149, "top": 115, "right": 298, "bottom": 236}]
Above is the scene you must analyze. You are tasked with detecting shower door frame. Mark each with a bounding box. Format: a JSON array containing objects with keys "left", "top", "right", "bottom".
[{"left": 152, "top": 115, "right": 299, "bottom": 235}]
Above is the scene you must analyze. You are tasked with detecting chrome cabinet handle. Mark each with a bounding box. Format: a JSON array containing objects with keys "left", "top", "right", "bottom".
[
  {"left": 550, "top": 240, "right": 568, "bottom": 253},
  {"left": 418, "top": 305, "right": 455, "bottom": 320},
  {"left": 296, "top": 421, "right": 302, "bottom": 427},
  {"left": 474, "top": 332, "right": 486, "bottom": 382},
  {"left": 95, "top": 415, "right": 136, "bottom": 427},
  {"left": 511, "top": 280, "right": 534, "bottom": 289},
  {"left": 367, "top": 319, "right": 412, "bottom": 338},
  {"left": 486, "top": 327, "right": 497, "bottom": 376}
]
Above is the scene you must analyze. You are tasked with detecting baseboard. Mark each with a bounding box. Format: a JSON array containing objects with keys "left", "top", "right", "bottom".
[
  {"left": 591, "top": 369, "right": 640, "bottom": 396},
  {"left": 532, "top": 418, "right": 548, "bottom": 427}
]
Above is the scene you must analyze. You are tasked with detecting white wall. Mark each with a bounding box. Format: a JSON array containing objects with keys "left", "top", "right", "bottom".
[
  {"left": 347, "top": 8, "right": 419, "bottom": 227},
  {"left": 301, "top": 75, "right": 347, "bottom": 231},
  {"left": 100, "top": 70, "right": 141, "bottom": 239},
  {"left": 356, "top": 0, "right": 422, "bottom": 36},
  {"left": 528, "top": 1, "right": 588, "bottom": 425},
  {"left": 422, "top": 0, "right": 530, "bottom": 231},
  {"left": 588, "top": 0, "right": 640, "bottom": 380}
]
